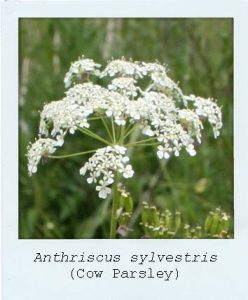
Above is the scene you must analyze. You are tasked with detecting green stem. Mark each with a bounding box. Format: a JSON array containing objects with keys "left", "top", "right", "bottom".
[
  {"left": 125, "top": 137, "right": 157, "bottom": 146},
  {"left": 117, "top": 124, "right": 121, "bottom": 142},
  {"left": 119, "top": 125, "right": 125, "bottom": 144},
  {"left": 124, "top": 122, "right": 134, "bottom": 134},
  {"left": 48, "top": 149, "right": 96, "bottom": 159},
  {"left": 110, "top": 173, "right": 120, "bottom": 239},
  {"left": 145, "top": 82, "right": 154, "bottom": 92},
  {"left": 123, "top": 124, "right": 137, "bottom": 140},
  {"left": 101, "top": 118, "right": 113, "bottom": 142},
  {"left": 88, "top": 116, "right": 107, "bottom": 121},
  {"left": 111, "top": 117, "right": 116, "bottom": 143},
  {"left": 126, "top": 142, "right": 159, "bottom": 147},
  {"left": 77, "top": 127, "right": 111, "bottom": 145}
]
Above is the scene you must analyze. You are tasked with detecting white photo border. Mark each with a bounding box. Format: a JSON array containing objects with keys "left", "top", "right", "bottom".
[{"left": 1, "top": 1, "right": 248, "bottom": 300}]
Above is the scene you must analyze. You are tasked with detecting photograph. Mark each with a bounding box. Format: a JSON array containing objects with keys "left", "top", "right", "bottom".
[{"left": 19, "top": 18, "right": 233, "bottom": 239}]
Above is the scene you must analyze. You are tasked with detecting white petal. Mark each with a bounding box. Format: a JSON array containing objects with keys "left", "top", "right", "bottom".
[
  {"left": 99, "top": 189, "right": 107, "bottom": 199},
  {"left": 87, "top": 177, "right": 93, "bottom": 184},
  {"left": 107, "top": 178, "right": 114, "bottom": 184},
  {"left": 157, "top": 150, "right": 163, "bottom": 159}
]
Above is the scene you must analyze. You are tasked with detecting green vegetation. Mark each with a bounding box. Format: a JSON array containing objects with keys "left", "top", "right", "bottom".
[
  {"left": 19, "top": 18, "right": 233, "bottom": 238},
  {"left": 140, "top": 203, "right": 232, "bottom": 239}
]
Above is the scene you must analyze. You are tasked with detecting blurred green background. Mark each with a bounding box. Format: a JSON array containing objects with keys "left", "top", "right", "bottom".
[{"left": 19, "top": 18, "right": 233, "bottom": 238}]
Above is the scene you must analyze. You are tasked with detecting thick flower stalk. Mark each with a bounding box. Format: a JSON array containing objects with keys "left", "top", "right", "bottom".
[{"left": 27, "top": 55, "right": 222, "bottom": 237}]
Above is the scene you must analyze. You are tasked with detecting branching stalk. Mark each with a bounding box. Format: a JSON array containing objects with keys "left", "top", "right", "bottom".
[
  {"left": 77, "top": 127, "right": 111, "bottom": 145},
  {"left": 111, "top": 117, "right": 116, "bottom": 143},
  {"left": 48, "top": 149, "right": 96, "bottom": 159},
  {"left": 101, "top": 117, "right": 113, "bottom": 142}
]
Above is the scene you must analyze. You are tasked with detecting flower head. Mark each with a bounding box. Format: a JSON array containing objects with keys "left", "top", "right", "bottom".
[
  {"left": 79, "top": 146, "right": 134, "bottom": 199},
  {"left": 64, "top": 56, "right": 101, "bottom": 88},
  {"left": 27, "top": 138, "right": 61, "bottom": 176},
  {"left": 27, "top": 55, "right": 222, "bottom": 199}
]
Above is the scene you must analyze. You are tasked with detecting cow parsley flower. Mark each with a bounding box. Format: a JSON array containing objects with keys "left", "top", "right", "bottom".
[
  {"left": 27, "top": 55, "right": 222, "bottom": 201},
  {"left": 79, "top": 146, "right": 134, "bottom": 199},
  {"left": 100, "top": 58, "right": 145, "bottom": 79},
  {"left": 108, "top": 77, "right": 139, "bottom": 98},
  {"left": 64, "top": 56, "right": 101, "bottom": 88},
  {"left": 185, "top": 94, "right": 223, "bottom": 138},
  {"left": 27, "top": 138, "right": 61, "bottom": 176}
]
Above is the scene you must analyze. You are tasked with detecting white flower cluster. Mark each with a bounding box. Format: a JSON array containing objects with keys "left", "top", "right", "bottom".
[
  {"left": 79, "top": 146, "right": 134, "bottom": 199},
  {"left": 64, "top": 56, "right": 101, "bottom": 88},
  {"left": 27, "top": 138, "right": 61, "bottom": 176},
  {"left": 27, "top": 55, "right": 222, "bottom": 199},
  {"left": 108, "top": 77, "right": 138, "bottom": 98},
  {"left": 100, "top": 59, "right": 145, "bottom": 78},
  {"left": 185, "top": 94, "right": 223, "bottom": 138}
]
